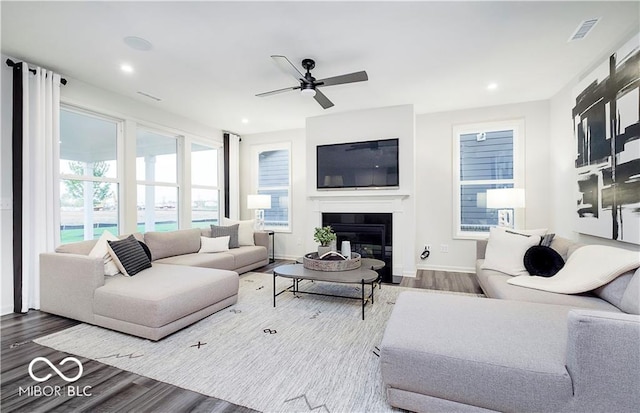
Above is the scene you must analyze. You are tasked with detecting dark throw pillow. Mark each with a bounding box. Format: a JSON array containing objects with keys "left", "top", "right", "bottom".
[
  {"left": 523, "top": 245, "right": 565, "bottom": 277},
  {"left": 138, "top": 240, "right": 152, "bottom": 261},
  {"left": 211, "top": 224, "right": 240, "bottom": 248},
  {"left": 107, "top": 235, "right": 152, "bottom": 277}
]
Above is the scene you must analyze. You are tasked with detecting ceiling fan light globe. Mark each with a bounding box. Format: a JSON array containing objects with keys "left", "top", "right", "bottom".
[{"left": 301, "top": 88, "right": 317, "bottom": 97}]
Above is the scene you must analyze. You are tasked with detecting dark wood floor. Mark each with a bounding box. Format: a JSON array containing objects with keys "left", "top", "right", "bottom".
[
  {"left": 401, "top": 269, "right": 483, "bottom": 295},
  {"left": 1, "top": 311, "right": 257, "bottom": 413},
  {"left": 1, "top": 261, "right": 482, "bottom": 412}
]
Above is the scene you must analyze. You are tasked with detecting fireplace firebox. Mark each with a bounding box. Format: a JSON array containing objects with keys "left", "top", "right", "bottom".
[{"left": 322, "top": 213, "right": 394, "bottom": 283}]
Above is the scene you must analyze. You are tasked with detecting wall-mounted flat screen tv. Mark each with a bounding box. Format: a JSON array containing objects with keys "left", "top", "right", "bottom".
[{"left": 317, "top": 138, "right": 399, "bottom": 189}]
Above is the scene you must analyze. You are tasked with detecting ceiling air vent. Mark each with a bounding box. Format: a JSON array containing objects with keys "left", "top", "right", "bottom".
[
  {"left": 569, "top": 18, "right": 600, "bottom": 42},
  {"left": 137, "top": 91, "right": 162, "bottom": 102}
]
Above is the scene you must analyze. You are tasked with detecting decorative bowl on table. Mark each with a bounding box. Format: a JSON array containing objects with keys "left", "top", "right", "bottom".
[{"left": 303, "top": 252, "right": 362, "bottom": 272}]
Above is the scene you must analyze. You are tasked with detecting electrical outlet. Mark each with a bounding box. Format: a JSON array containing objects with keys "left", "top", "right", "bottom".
[
  {"left": 0, "top": 198, "right": 11, "bottom": 210},
  {"left": 425, "top": 244, "right": 431, "bottom": 252},
  {"left": 440, "top": 244, "right": 449, "bottom": 253}
]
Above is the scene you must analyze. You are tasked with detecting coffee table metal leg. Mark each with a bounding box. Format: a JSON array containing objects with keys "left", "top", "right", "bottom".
[{"left": 273, "top": 273, "right": 276, "bottom": 307}]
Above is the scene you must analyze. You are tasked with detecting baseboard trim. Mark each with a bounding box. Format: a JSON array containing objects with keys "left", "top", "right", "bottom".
[
  {"left": 275, "top": 255, "right": 300, "bottom": 261},
  {"left": 1, "top": 304, "right": 14, "bottom": 316},
  {"left": 415, "top": 263, "right": 475, "bottom": 274}
]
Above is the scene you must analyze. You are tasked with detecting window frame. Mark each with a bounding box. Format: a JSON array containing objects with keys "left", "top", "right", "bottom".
[
  {"left": 452, "top": 119, "right": 525, "bottom": 239},
  {"left": 188, "top": 138, "right": 222, "bottom": 229},
  {"left": 251, "top": 142, "right": 292, "bottom": 233},
  {"left": 135, "top": 125, "right": 182, "bottom": 232},
  {"left": 58, "top": 105, "right": 124, "bottom": 243}
]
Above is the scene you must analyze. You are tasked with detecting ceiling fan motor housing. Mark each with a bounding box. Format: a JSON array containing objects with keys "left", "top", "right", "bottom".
[{"left": 301, "top": 58, "right": 316, "bottom": 71}]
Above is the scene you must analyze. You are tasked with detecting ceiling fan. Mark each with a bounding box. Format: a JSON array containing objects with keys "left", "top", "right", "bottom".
[{"left": 256, "top": 55, "right": 368, "bottom": 109}]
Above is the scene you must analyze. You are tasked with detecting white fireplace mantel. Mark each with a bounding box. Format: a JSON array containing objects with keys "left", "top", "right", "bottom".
[
  {"left": 309, "top": 193, "right": 410, "bottom": 213},
  {"left": 308, "top": 192, "right": 410, "bottom": 200},
  {"left": 307, "top": 192, "right": 414, "bottom": 278}
]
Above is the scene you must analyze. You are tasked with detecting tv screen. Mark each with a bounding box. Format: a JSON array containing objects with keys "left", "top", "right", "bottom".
[{"left": 316, "top": 138, "right": 399, "bottom": 189}]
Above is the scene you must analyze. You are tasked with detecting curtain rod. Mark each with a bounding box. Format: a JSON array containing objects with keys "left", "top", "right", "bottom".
[{"left": 5, "top": 59, "right": 67, "bottom": 85}]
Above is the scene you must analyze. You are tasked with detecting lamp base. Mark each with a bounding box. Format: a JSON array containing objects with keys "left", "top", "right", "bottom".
[
  {"left": 254, "top": 209, "right": 265, "bottom": 231},
  {"left": 497, "top": 209, "right": 514, "bottom": 228}
]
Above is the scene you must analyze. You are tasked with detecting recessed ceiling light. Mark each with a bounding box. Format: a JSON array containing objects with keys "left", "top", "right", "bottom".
[
  {"left": 487, "top": 83, "right": 498, "bottom": 91},
  {"left": 124, "top": 36, "right": 153, "bottom": 51},
  {"left": 120, "top": 63, "right": 134, "bottom": 74},
  {"left": 241, "top": 118, "right": 249, "bottom": 124}
]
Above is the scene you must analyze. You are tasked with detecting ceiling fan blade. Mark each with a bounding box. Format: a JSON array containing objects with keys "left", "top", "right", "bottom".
[
  {"left": 271, "top": 55, "right": 309, "bottom": 84},
  {"left": 256, "top": 86, "right": 300, "bottom": 97},
  {"left": 316, "top": 71, "right": 368, "bottom": 87},
  {"left": 314, "top": 89, "right": 334, "bottom": 109}
]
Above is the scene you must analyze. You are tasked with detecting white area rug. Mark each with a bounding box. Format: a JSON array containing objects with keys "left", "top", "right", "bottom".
[{"left": 35, "top": 272, "right": 482, "bottom": 413}]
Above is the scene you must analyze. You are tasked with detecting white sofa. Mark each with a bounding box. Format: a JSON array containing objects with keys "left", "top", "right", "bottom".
[
  {"left": 380, "top": 237, "right": 640, "bottom": 412},
  {"left": 40, "top": 228, "right": 269, "bottom": 340}
]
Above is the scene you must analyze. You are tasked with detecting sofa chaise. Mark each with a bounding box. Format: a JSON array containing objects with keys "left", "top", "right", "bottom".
[
  {"left": 40, "top": 227, "right": 269, "bottom": 341},
  {"left": 380, "top": 236, "right": 640, "bottom": 412}
]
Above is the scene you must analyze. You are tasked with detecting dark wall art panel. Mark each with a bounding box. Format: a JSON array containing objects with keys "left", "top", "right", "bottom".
[{"left": 572, "top": 33, "right": 640, "bottom": 244}]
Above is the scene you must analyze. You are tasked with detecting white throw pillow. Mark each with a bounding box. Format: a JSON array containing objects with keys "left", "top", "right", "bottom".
[
  {"left": 88, "top": 230, "right": 121, "bottom": 276},
  {"left": 481, "top": 227, "right": 542, "bottom": 276},
  {"left": 507, "top": 245, "right": 640, "bottom": 294},
  {"left": 199, "top": 236, "right": 230, "bottom": 253},
  {"left": 222, "top": 218, "right": 255, "bottom": 246}
]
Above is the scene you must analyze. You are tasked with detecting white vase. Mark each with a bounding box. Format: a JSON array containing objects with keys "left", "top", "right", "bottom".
[{"left": 341, "top": 241, "right": 351, "bottom": 259}]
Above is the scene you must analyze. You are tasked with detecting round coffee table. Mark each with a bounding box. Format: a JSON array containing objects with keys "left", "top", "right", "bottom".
[{"left": 273, "top": 264, "right": 378, "bottom": 320}]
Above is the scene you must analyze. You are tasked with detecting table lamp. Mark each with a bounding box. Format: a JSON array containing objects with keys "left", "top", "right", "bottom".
[
  {"left": 247, "top": 194, "right": 271, "bottom": 230},
  {"left": 486, "top": 188, "right": 525, "bottom": 228}
]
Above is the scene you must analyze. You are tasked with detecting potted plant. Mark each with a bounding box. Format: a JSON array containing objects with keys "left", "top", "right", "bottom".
[{"left": 314, "top": 226, "right": 337, "bottom": 256}]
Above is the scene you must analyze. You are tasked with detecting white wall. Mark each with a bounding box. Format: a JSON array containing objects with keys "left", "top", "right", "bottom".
[
  {"left": 62, "top": 79, "right": 221, "bottom": 141},
  {"left": 305, "top": 104, "right": 416, "bottom": 277},
  {"left": 1, "top": 59, "right": 15, "bottom": 314},
  {"left": 415, "top": 100, "right": 551, "bottom": 272},
  {"left": 239, "top": 128, "right": 307, "bottom": 260}
]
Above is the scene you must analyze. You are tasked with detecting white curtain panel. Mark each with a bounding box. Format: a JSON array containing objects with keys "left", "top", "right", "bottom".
[
  {"left": 20, "top": 65, "right": 61, "bottom": 311},
  {"left": 228, "top": 133, "right": 240, "bottom": 220}
]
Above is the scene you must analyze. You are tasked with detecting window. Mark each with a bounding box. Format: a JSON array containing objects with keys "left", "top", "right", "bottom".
[
  {"left": 59, "top": 108, "right": 121, "bottom": 243},
  {"left": 453, "top": 120, "right": 524, "bottom": 238},
  {"left": 190, "top": 142, "right": 220, "bottom": 228},
  {"left": 252, "top": 143, "right": 291, "bottom": 231},
  {"left": 136, "top": 128, "right": 179, "bottom": 232}
]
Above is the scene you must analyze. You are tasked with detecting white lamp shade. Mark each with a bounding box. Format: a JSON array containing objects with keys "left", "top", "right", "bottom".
[
  {"left": 486, "top": 188, "right": 525, "bottom": 209},
  {"left": 247, "top": 194, "right": 271, "bottom": 210}
]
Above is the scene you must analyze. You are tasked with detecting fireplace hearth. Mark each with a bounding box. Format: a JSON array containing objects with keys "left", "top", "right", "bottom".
[{"left": 322, "top": 212, "right": 394, "bottom": 283}]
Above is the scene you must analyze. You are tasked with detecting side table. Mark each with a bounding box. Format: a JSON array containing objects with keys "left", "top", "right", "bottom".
[{"left": 266, "top": 230, "right": 275, "bottom": 263}]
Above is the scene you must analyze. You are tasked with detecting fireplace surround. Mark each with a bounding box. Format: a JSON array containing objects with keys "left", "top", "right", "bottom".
[{"left": 322, "top": 212, "right": 394, "bottom": 283}]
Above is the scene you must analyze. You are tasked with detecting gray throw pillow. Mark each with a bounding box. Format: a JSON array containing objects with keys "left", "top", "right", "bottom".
[
  {"left": 540, "top": 233, "right": 555, "bottom": 247},
  {"left": 211, "top": 224, "right": 239, "bottom": 248}
]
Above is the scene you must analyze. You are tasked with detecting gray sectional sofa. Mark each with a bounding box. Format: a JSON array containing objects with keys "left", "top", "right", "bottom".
[
  {"left": 380, "top": 236, "right": 640, "bottom": 412},
  {"left": 40, "top": 227, "right": 269, "bottom": 341}
]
